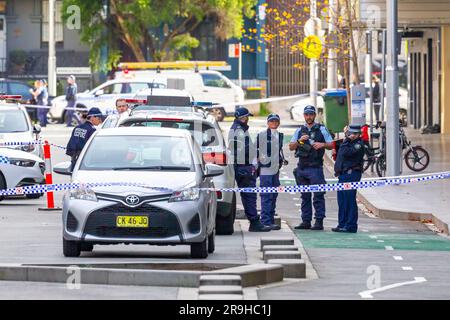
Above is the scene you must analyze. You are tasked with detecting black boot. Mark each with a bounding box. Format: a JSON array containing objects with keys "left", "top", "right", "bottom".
[
  {"left": 294, "top": 221, "right": 311, "bottom": 230},
  {"left": 311, "top": 219, "right": 324, "bottom": 231},
  {"left": 249, "top": 220, "right": 271, "bottom": 232}
]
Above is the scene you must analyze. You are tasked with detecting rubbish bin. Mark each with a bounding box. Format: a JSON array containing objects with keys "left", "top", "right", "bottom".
[
  {"left": 320, "top": 89, "right": 349, "bottom": 134},
  {"left": 245, "top": 87, "right": 262, "bottom": 99}
]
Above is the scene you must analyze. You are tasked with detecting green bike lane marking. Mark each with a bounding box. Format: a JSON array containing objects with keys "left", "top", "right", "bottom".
[{"left": 294, "top": 230, "right": 450, "bottom": 251}]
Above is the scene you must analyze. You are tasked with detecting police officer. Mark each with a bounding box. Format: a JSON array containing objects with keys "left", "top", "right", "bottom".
[
  {"left": 289, "top": 105, "right": 334, "bottom": 231},
  {"left": 65, "top": 75, "right": 78, "bottom": 127},
  {"left": 31, "top": 80, "right": 49, "bottom": 127},
  {"left": 228, "top": 107, "right": 271, "bottom": 232},
  {"left": 256, "top": 113, "right": 287, "bottom": 230},
  {"left": 116, "top": 98, "right": 129, "bottom": 115},
  {"left": 332, "top": 124, "right": 365, "bottom": 233},
  {"left": 66, "top": 107, "right": 104, "bottom": 171}
]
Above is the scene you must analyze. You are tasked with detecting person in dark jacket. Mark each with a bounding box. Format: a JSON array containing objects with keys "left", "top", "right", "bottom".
[
  {"left": 372, "top": 75, "right": 381, "bottom": 121},
  {"left": 66, "top": 107, "right": 104, "bottom": 171},
  {"left": 332, "top": 124, "right": 365, "bottom": 233},
  {"left": 65, "top": 75, "right": 78, "bottom": 127}
]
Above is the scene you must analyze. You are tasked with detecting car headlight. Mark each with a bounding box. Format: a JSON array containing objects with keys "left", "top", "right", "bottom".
[
  {"left": 69, "top": 188, "right": 98, "bottom": 202},
  {"left": 9, "top": 158, "right": 36, "bottom": 167},
  {"left": 13, "top": 144, "right": 35, "bottom": 153},
  {"left": 169, "top": 188, "right": 200, "bottom": 202}
]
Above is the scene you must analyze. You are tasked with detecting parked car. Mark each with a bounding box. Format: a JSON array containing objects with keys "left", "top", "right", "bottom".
[
  {"left": 0, "top": 103, "right": 43, "bottom": 158},
  {"left": 54, "top": 127, "right": 223, "bottom": 258},
  {"left": 0, "top": 148, "right": 45, "bottom": 201},
  {"left": 0, "top": 78, "right": 39, "bottom": 121},
  {"left": 115, "top": 69, "right": 244, "bottom": 121},
  {"left": 105, "top": 109, "right": 237, "bottom": 235},
  {"left": 48, "top": 79, "right": 167, "bottom": 124}
]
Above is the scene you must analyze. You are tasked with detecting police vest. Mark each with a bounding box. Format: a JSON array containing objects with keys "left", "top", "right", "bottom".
[
  {"left": 230, "top": 119, "right": 253, "bottom": 165},
  {"left": 256, "top": 129, "right": 284, "bottom": 168},
  {"left": 66, "top": 122, "right": 96, "bottom": 157},
  {"left": 296, "top": 124, "right": 326, "bottom": 168},
  {"left": 334, "top": 137, "right": 365, "bottom": 174}
]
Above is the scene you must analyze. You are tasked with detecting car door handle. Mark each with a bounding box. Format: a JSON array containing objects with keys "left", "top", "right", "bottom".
[{"left": 203, "top": 90, "right": 209, "bottom": 93}]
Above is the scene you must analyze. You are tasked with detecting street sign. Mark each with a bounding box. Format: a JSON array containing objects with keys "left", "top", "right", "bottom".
[
  {"left": 302, "top": 35, "right": 323, "bottom": 59},
  {"left": 56, "top": 67, "right": 91, "bottom": 75},
  {"left": 228, "top": 43, "right": 240, "bottom": 58},
  {"left": 351, "top": 84, "right": 367, "bottom": 125}
]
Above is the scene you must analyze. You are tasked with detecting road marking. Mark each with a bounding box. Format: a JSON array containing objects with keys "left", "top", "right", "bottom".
[
  {"left": 377, "top": 240, "right": 385, "bottom": 243},
  {"left": 414, "top": 241, "right": 422, "bottom": 244},
  {"left": 385, "top": 246, "right": 394, "bottom": 251},
  {"left": 369, "top": 235, "right": 378, "bottom": 239},
  {"left": 359, "top": 277, "right": 427, "bottom": 299},
  {"left": 393, "top": 256, "right": 403, "bottom": 261},
  {"left": 292, "top": 198, "right": 300, "bottom": 201},
  {"left": 402, "top": 266, "right": 413, "bottom": 271},
  {"left": 361, "top": 229, "right": 369, "bottom": 232}
]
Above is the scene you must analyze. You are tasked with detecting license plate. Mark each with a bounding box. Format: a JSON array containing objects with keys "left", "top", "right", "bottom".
[{"left": 116, "top": 216, "right": 148, "bottom": 228}]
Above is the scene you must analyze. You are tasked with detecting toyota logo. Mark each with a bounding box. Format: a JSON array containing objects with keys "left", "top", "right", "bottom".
[{"left": 125, "top": 195, "right": 140, "bottom": 206}]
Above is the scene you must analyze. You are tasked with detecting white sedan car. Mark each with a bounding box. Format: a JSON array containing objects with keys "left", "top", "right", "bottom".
[{"left": 0, "top": 148, "right": 45, "bottom": 201}]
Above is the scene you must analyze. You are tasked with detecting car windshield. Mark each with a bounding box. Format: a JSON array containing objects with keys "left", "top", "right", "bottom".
[
  {"left": 0, "top": 109, "right": 29, "bottom": 133},
  {"left": 132, "top": 105, "right": 193, "bottom": 112},
  {"left": 120, "top": 120, "right": 222, "bottom": 147},
  {"left": 79, "top": 135, "right": 194, "bottom": 171}
]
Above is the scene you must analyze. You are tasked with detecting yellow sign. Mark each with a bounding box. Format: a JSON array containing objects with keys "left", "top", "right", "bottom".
[{"left": 302, "top": 35, "right": 323, "bottom": 59}]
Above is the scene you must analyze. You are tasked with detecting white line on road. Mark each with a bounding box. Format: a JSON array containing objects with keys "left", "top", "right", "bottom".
[
  {"left": 385, "top": 246, "right": 394, "bottom": 251},
  {"left": 393, "top": 256, "right": 403, "bottom": 261},
  {"left": 377, "top": 240, "right": 385, "bottom": 243},
  {"left": 361, "top": 229, "right": 369, "bottom": 232},
  {"left": 402, "top": 266, "right": 413, "bottom": 271},
  {"left": 414, "top": 241, "right": 422, "bottom": 244},
  {"left": 359, "top": 277, "right": 427, "bottom": 299},
  {"left": 369, "top": 235, "right": 378, "bottom": 239}
]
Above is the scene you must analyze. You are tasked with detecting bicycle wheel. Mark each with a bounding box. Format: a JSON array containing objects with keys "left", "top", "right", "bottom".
[
  {"left": 362, "top": 144, "right": 375, "bottom": 172},
  {"left": 375, "top": 154, "right": 386, "bottom": 177},
  {"left": 405, "top": 146, "right": 430, "bottom": 172}
]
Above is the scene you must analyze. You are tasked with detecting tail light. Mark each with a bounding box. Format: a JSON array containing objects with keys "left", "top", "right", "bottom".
[
  {"left": 203, "top": 152, "right": 227, "bottom": 166},
  {"left": 216, "top": 191, "right": 223, "bottom": 200}
]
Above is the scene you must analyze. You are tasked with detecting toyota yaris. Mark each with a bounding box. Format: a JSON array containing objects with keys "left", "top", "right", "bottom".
[{"left": 54, "top": 127, "right": 223, "bottom": 258}]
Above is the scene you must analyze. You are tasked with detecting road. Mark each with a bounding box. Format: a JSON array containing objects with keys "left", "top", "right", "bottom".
[{"left": 1, "top": 119, "right": 450, "bottom": 299}]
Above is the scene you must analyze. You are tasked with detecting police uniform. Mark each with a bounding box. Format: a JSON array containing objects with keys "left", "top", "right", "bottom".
[
  {"left": 66, "top": 108, "right": 101, "bottom": 170},
  {"left": 256, "top": 114, "right": 285, "bottom": 229},
  {"left": 228, "top": 107, "right": 270, "bottom": 232},
  {"left": 291, "top": 105, "right": 333, "bottom": 229},
  {"left": 333, "top": 125, "right": 365, "bottom": 233},
  {"left": 37, "top": 83, "right": 49, "bottom": 127},
  {"left": 65, "top": 77, "right": 78, "bottom": 127}
]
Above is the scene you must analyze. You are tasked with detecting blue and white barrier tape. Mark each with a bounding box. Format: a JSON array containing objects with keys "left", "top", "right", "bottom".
[
  {"left": 0, "top": 156, "right": 9, "bottom": 164},
  {"left": 1, "top": 171, "right": 449, "bottom": 197},
  {"left": 0, "top": 140, "right": 67, "bottom": 150}
]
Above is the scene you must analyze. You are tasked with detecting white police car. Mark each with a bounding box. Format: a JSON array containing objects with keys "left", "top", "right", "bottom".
[
  {"left": 0, "top": 148, "right": 45, "bottom": 201},
  {"left": 48, "top": 79, "right": 167, "bottom": 123}
]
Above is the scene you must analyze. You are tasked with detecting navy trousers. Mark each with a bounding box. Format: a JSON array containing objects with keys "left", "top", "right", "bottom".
[
  {"left": 260, "top": 173, "right": 280, "bottom": 226},
  {"left": 37, "top": 108, "right": 48, "bottom": 127},
  {"left": 337, "top": 170, "right": 362, "bottom": 232},
  {"left": 234, "top": 165, "right": 258, "bottom": 222},
  {"left": 294, "top": 166, "right": 326, "bottom": 222}
]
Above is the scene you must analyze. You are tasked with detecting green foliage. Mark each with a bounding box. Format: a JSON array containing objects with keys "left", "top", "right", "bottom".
[
  {"left": 258, "top": 102, "right": 271, "bottom": 117},
  {"left": 62, "top": 0, "right": 256, "bottom": 71},
  {"left": 9, "top": 50, "right": 27, "bottom": 65}
]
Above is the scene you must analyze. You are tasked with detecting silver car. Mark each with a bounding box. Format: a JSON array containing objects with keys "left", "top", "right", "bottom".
[
  {"left": 54, "top": 127, "right": 223, "bottom": 258},
  {"left": 103, "top": 109, "right": 237, "bottom": 235}
]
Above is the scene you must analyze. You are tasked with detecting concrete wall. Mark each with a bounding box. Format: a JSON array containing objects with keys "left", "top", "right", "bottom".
[{"left": 441, "top": 26, "right": 450, "bottom": 134}]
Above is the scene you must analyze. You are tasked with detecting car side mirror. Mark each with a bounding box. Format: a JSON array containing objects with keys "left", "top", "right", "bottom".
[
  {"left": 53, "top": 162, "right": 72, "bottom": 176},
  {"left": 95, "top": 89, "right": 104, "bottom": 96},
  {"left": 204, "top": 163, "right": 224, "bottom": 178},
  {"left": 33, "top": 124, "right": 41, "bottom": 134}
]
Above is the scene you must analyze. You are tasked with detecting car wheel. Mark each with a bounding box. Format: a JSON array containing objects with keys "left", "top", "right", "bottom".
[
  {"left": 80, "top": 242, "right": 94, "bottom": 252},
  {"left": 209, "top": 108, "right": 225, "bottom": 122},
  {"left": 26, "top": 193, "right": 43, "bottom": 199},
  {"left": 0, "top": 172, "right": 5, "bottom": 202},
  {"left": 46, "top": 113, "right": 58, "bottom": 125},
  {"left": 63, "top": 238, "right": 81, "bottom": 257},
  {"left": 190, "top": 237, "right": 208, "bottom": 259},
  {"left": 216, "top": 192, "right": 236, "bottom": 235},
  {"left": 207, "top": 230, "right": 215, "bottom": 254}
]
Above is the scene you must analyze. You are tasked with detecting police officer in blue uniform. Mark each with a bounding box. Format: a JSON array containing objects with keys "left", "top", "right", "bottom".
[
  {"left": 332, "top": 124, "right": 365, "bottom": 233},
  {"left": 66, "top": 107, "right": 104, "bottom": 171},
  {"left": 289, "top": 105, "right": 334, "bottom": 231},
  {"left": 256, "top": 113, "right": 287, "bottom": 230},
  {"left": 228, "top": 107, "right": 271, "bottom": 232}
]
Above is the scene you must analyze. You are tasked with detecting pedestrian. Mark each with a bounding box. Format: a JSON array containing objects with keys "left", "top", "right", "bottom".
[
  {"left": 332, "top": 124, "right": 365, "bottom": 233},
  {"left": 116, "top": 98, "right": 129, "bottom": 115},
  {"left": 30, "top": 80, "right": 48, "bottom": 127},
  {"left": 228, "top": 107, "right": 270, "bottom": 232},
  {"left": 372, "top": 75, "right": 381, "bottom": 121},
  {"left": 256, "top": 113, "right": 287, "bottom": 230},
  {"left": 65, "top": 75, "right": 78, "bottom": 127},
  {"left": 289, "top": 105, "right": 334, "bottom": 231},
  {"left": 66, "top": 107, "right": 104, "bottom": 171}
]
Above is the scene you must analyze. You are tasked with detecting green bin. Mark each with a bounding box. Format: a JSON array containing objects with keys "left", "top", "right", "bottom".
[{"left": 320, "top": 89, "right": 349, "bottom": 133}]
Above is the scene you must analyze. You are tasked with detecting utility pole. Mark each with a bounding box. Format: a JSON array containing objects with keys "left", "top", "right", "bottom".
[
  {"left": 386, "top": 0, "right": 400, "bottom": 176},
  {"left": 310, "top": 0, "right": 318, "bottom": 106},
  {"left": 238, "top": 42, "right": 242, "bottom": 88},
  {"left": 366, "top": 31, "right": 374, "bottom": 145},
  {"left": 48, "top": 0, "right": 57, "bottom": 96},
  {"left": 327, "top": 0, "right": 337, "bottom": 89}
]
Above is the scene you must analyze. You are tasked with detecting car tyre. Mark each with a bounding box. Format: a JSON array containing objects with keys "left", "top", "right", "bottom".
[
  {"left": 190, "top": 237, "right": 208, "bottom": 259},
  {"left": 80, "top": 242, "right": 94, "bottom": 252},
  {"left": 207, "top": 230, "right": 215, "bottom": 254},
  {"left": 216, "top": 192, "right": 236, "bottom": 235},
  {"left": 63, "top": 238, "right": 81, "bottom": 257},
  {"left": 26, "top": 193, "right": 43, "bottom": 199}
]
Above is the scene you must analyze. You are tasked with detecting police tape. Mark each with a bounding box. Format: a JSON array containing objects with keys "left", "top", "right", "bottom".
[
  {"left": 1, "top": 171, "right": 449, "bottom": 197},
  {"left": 0, "top": 140, "right": 67, "bottom": 150}
]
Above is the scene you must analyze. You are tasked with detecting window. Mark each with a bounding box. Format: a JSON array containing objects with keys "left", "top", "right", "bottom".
[
  {"left": 42, "top": 0, "right": 63, "bottom": 43},
  {"left": 121, "top": 82, "right": 150, "bottom": 94},
  {"left": 200, "top": 73, "right": 230, "bottom": 88},
  {"left": 0, "top": 110, "right": 29, "bottom": 133},
  {"left": 8, "top": 82, "right": 32, "bottom": 100},
  {"left": 101, "top": 83, "right": 122, "bottom": 94}
]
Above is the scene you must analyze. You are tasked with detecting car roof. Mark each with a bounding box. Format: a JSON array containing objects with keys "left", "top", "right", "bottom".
[
  {"left": 0, "top": 103, "right": 26, "bottom": 111},
  {"left": 134, "top": 88, "right": 191, "bottom": 97},
  {"left": 97, "top": 126, "right": 192, "bottom": 138},
  {"left": 101, "top": 78, "right": 165, "bottom": 85},
  {"left": 124, "top": 110, "right": 209, "bottom": 121}
]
